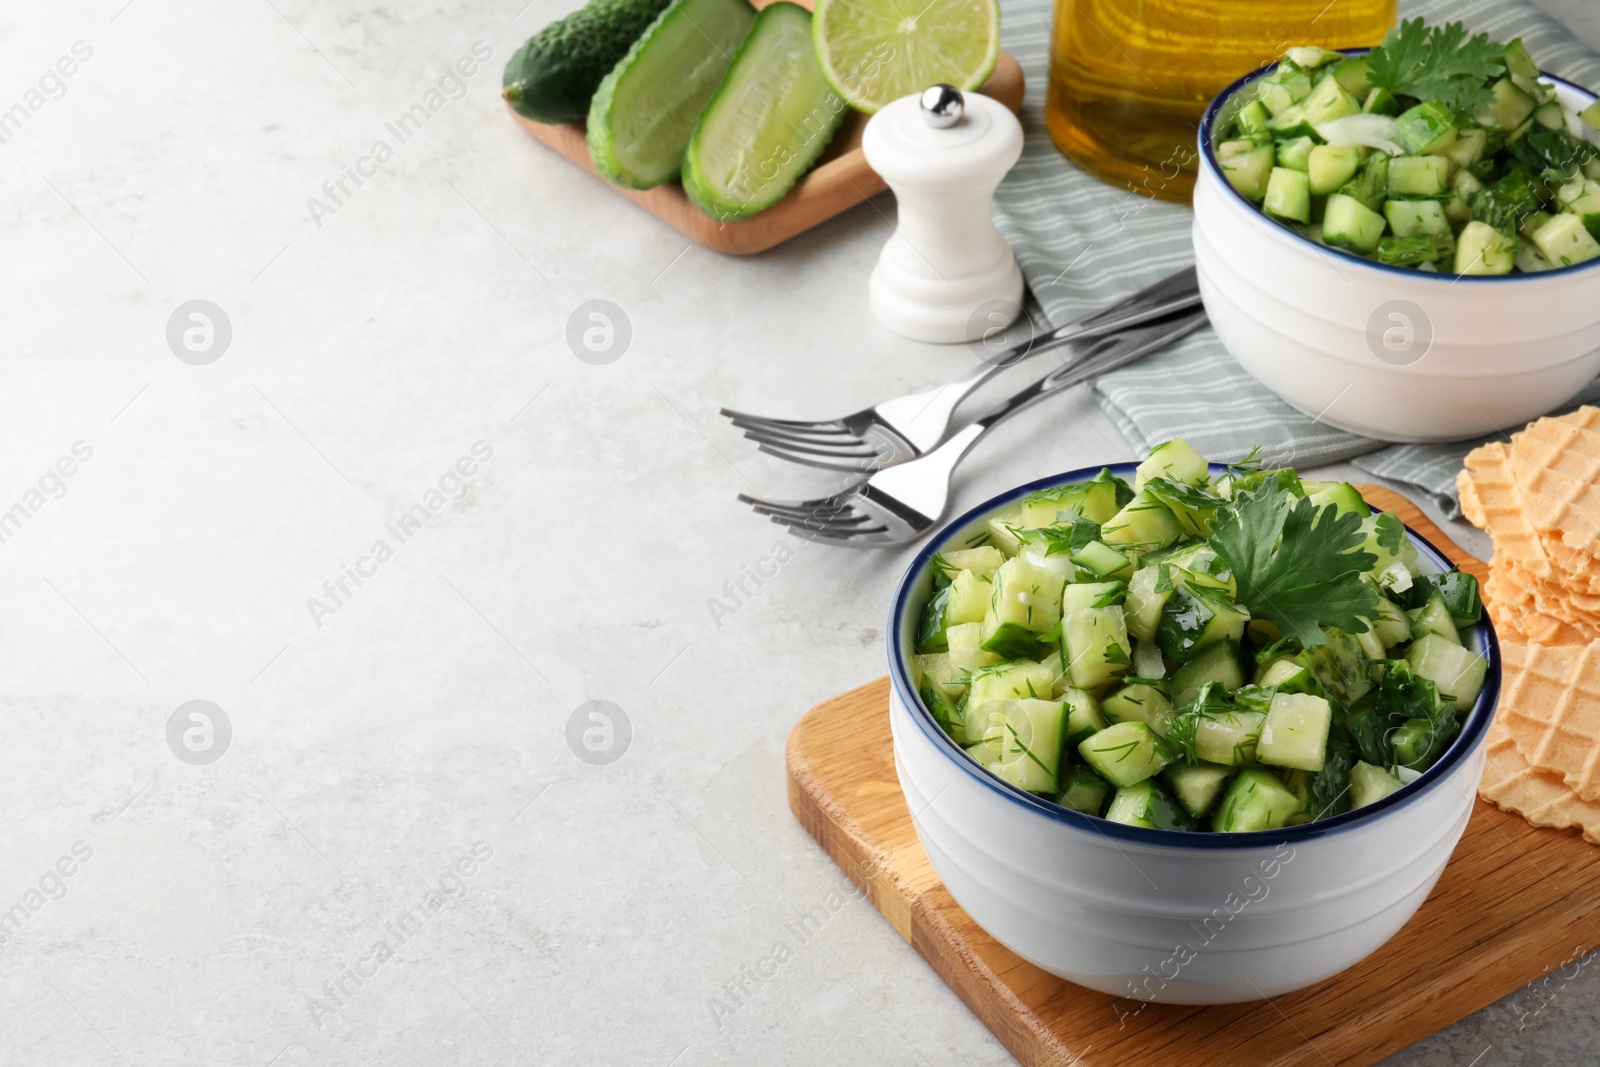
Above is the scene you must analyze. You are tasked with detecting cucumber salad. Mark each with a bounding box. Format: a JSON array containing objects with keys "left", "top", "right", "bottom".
[
  {"left": 1215, "top": 20, "right": 1600, "bottom": 273},
  {"left": 910, "top": 439, "right": 1490, "bottom": 833}
]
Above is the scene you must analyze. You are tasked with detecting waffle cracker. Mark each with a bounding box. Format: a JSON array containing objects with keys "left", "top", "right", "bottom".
[
  {"left": 1460, "top": 442, "right": 1553, "bottom": 579},
  {"left": 1484, "top": 569, "right": 1593, "bottom": 646},
  {"left": 1499, "top": 641, "right": 1600, "bottom": 802},
  {"left": 1508, "top": 413, "right": 1600, "bottom": 556},
  {"left": 1479, "top": 719, "right": 1600, "bottom": 845}
]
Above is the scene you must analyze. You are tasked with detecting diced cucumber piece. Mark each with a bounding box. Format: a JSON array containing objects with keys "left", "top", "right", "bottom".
[
  {"left": 1135, "top": 439, "right": 1210, "bottom": 490},
  {"left": 1018, "top": 473, "right": 1128, "bottom": 527},
  {"left": 1101, "top": 489, "right": 1184, "bottom": 550},
  {"left": 1062, "top": 606, "right": 1131, "bottom": 690},
  {"left": 1349, "top": 761, "right": 1404, "bottom": 808},
  {"left": 968, "top": 659, "right": 1055, "bottom": 706},
  {"left": 1156, "top": 586, "right": 1248, "bottom": 663},
  {"left": 1260, "top": 70, "right": 1312, "bottom": 115},
  {"left": 1192, "top": 708, "right": 1266, "bottom": 766},
  {"left": 1106, "top": 779, "right": 1195, "bottom": 830},
  {"left": 1517, "top": 239, "right": 1556, "bottom": 273},
  {"left": 947, "top": 622, "right": 1000, "bottom": 674},
  {"left": 1392, "top": 715, "right": 1455, "bottom": 771},
  {"left": 1584, "top": 99, "right": 1600, "bottom": 132},
  {"left": 1504, "top": 37, "right": 1540, "bottom": 81},
  {"left": 915, "top": 652, "right": 967, "bottom": 702},
  {"left": 941, "top": 546, "right": 1004, "bottom": 581},
  {"left": 1299, "top": 74, "right": 1358, "bottom": 124},
  {"left": 946, "top": 569, "right": 991, "bottom": 626},
  {"left": 1532, "top": 99, "right": 1565, "bottom": 130},
  {"left": 1236, "top": 99, "right": 1272, "bottom": 137},
  {"left": 1428, "top": 571, "right": 1483, "bottom": 626},
  {"left": 1308, "top": 144, "right": 1363, "bottom": 194},
  {"left": 1559, "top": 181, "right": 1600, "bottom": 239},
  {"left": 1131, "top": 637, "right": 1166, "bottom": 679},
  {"left": 1395, "top": 101, "right": 1458, "bottom": 155},
  {"left": 1266, "top": 110, "right": 1319, "bottom": 141},
  {"left": 1212, "top": 769, "right": 1300, "bottom": 832},
  {"left": 1405, "top": 634, "right": 1488, "bottom": 709},
  {"left": 992, "top": 556, "right": 1067, "bottom": 633},
  {"left": 1340, "top": 151, "right": 1389, "bottom": 211},
  {"left": 1440, "top": 127, "right": 1488, "bottom": 170},
  {"left": 1352, "top": 624, "right": 1385, "bottom": 662},
  {"left": 919, "top": 673, "right": 963, "bottom": 739},
  {"left": 981, "top": 623, "right": 1054, "bottom": 660},
  {"left": 1373, "top": 597, "right": 1412, "bottom": 647},
  {"left": 1172, "top": 641, "right": 1244, "bottom": 710},
  {"left": 1363, "top": 86, "right": 1400, "bottom": 116},
  {"left": 1062, "top": 687, "right": 1107, "bottom": 747},
  {"left": 984, "top": 507, "right": 1025, "bottom": 556},
  {"left": 1078, "top": 720, "right": 1172, "bottom": 787},
  {"left": 1531, "top": 212, "right": 1600, "bottom": 267},
  {"left": 1264, "top": 167, "right": 1311, "bottom": 223},
  {"left": 1124, "top": 565, "right": 1173, "bottom": 643},
  {"left": 1222, "top": 143, "right": 1276, "bottom": 202},
  {"left": 1388, "top": 154, "right": 1451, "bottom": 196},
  {"left": 1258, "top": 692, "right": 1332, "bottom": 772},
  {"left": 1409, "top": 592, "right": 1461, "bottom": 646},
  {"left": 1277, "top": 135, "right": 1315, "bottom": 172},
  {"left": 1163, "top": 761, "right": 1235, "bottom": 818},
  {"left": 1300, "top": 628, "right": 1373, "bottom": 705},
  {"left": 1069, "top": 540, "right": 1132, "bottom": 581},
  {"left": 1103, "top": 682, "right": 1174, "bottom": 736},
  {"left": 1055, "top": 763, "right": 1111, "bottom": 816},
  {"left": 1332, "top": 56, "right": 1371, "bottom": 99},
  {"left": 1322, "top": 193, "right": 1386, "bottom": 253},
  {"left": 1256, "top": 658, "right": 1318, "bottom": 692},
  {"left": 987, "top": 698, "right": 1068, "bottom": 794},
  {"left": 1063, "top": 581, "right": 1124, "bottom": 614},
  {"left": 1384, "top": 198, "right": 1454, "bottom": 247},
  {"left": 1455, "top": 220, "right": 1517, "bottom": 274},
  {"left": 1218, "top": 138, "right": 1258, "bottom": 161}
]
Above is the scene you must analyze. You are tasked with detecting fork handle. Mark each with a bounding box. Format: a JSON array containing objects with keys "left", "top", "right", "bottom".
[
  {"left": 918, "top": 310, "right": 1208, "bottom": 475},
  {"left": 889, "top": 267, "right": 1202, "bottom": 444}
]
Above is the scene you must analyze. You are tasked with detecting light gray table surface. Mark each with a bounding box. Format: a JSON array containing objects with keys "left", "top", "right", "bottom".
[{"left": 2, "top": 1, "right": 1596, "bottom": 1064}]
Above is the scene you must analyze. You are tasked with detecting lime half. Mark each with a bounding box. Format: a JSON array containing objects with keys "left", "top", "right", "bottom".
[{"left": 813, "top": 0, "right": 1000, "bottom": 114}]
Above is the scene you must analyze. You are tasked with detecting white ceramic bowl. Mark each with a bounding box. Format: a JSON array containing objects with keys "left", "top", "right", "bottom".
[
  {"left": 888, "top": 464, "right": 1501, "bottom": 1004},
  {"left": 1193, "top": 60, "right": 1600, "bottom": 443}
]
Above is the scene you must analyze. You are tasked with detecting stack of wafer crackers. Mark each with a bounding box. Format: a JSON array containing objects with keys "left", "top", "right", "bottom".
[{"left": 1458, "top": 406, "right": 1600, "bottom": 844}]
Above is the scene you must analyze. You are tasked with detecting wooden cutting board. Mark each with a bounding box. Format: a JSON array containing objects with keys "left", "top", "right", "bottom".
[
  {"left": 506, "top": 0, "right": 1025, "bottom": 255},
  {"left": 786, "top": 484, "right": 1600, "bottom": 1067}
]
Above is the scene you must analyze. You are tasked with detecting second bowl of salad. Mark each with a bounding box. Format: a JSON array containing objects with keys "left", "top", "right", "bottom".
[
  {"left": 888, "top": 440, "right": 1499, "bottom": 1002},
  {"left": 1193, "top": 22, "right": 1600, "bottom": 442}
]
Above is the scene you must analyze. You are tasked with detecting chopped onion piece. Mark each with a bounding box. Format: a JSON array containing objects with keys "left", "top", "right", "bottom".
[{"left": 1315, "top": 113, "right": 1404, "bottom": 156}]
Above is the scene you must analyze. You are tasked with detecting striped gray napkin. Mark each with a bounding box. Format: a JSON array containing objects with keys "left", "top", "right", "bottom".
[{"left": 992, "top": 0, "right": 1600, "bottom": 516}]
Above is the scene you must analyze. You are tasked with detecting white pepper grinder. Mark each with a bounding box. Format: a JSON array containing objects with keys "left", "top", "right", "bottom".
[{"left": 862, "top": 84, "right": 1024, "bottom": 345}]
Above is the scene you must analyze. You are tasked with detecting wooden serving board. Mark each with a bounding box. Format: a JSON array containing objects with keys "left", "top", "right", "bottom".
[
  {"left": 506, "top": 9, "right": 1025, "bottom": 255},
  {"left": 786, "top": 484, "right": 1600, "bottom": 1067}
]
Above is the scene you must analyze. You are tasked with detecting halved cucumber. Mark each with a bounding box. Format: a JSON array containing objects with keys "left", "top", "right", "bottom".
[
  {"left": 588, "top": 0, "right": 757, "bottom": 188},
  {"left": 683, "top": 2, "right": 845, "bottom": 219}
]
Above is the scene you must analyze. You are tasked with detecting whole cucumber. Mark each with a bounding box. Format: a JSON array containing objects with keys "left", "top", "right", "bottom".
[{"left": 501, "top": 0, "right": 673, "bottom": 125}]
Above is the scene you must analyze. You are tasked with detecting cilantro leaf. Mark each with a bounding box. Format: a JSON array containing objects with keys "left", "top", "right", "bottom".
[
  {"left": 1373, "top": 510, "right": 1405, "bottom": 556},
  {"left": 1367, "top": 19, "right": 1505, "bottom": 112},
  {"left": 1207, "top": 482, "right": 1379, "bottom": 647}
]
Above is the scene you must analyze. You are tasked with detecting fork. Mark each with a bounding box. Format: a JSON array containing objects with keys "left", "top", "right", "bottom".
[
  {"left": 736, "top": 306, "right": 1208, "bottom": 547},
  {"left": 721, "top": 266, "right": 1200, "bottom": 473}
]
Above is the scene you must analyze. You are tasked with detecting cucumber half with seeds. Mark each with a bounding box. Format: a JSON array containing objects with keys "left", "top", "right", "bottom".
[
  {"left": 683, "top": 2, "right": 846, "bottom": 220},
  {"left": 586, "top": 0, "right": 757, "bottom": 189}
]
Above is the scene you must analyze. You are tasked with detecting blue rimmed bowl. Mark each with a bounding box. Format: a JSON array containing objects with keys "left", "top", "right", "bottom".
[
  {"left": 1194, "top": 56, "right": 1600, "bottom": 443},
  {"left": 887, "top": 463, "right": 1500, "bottom": 1003}
]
